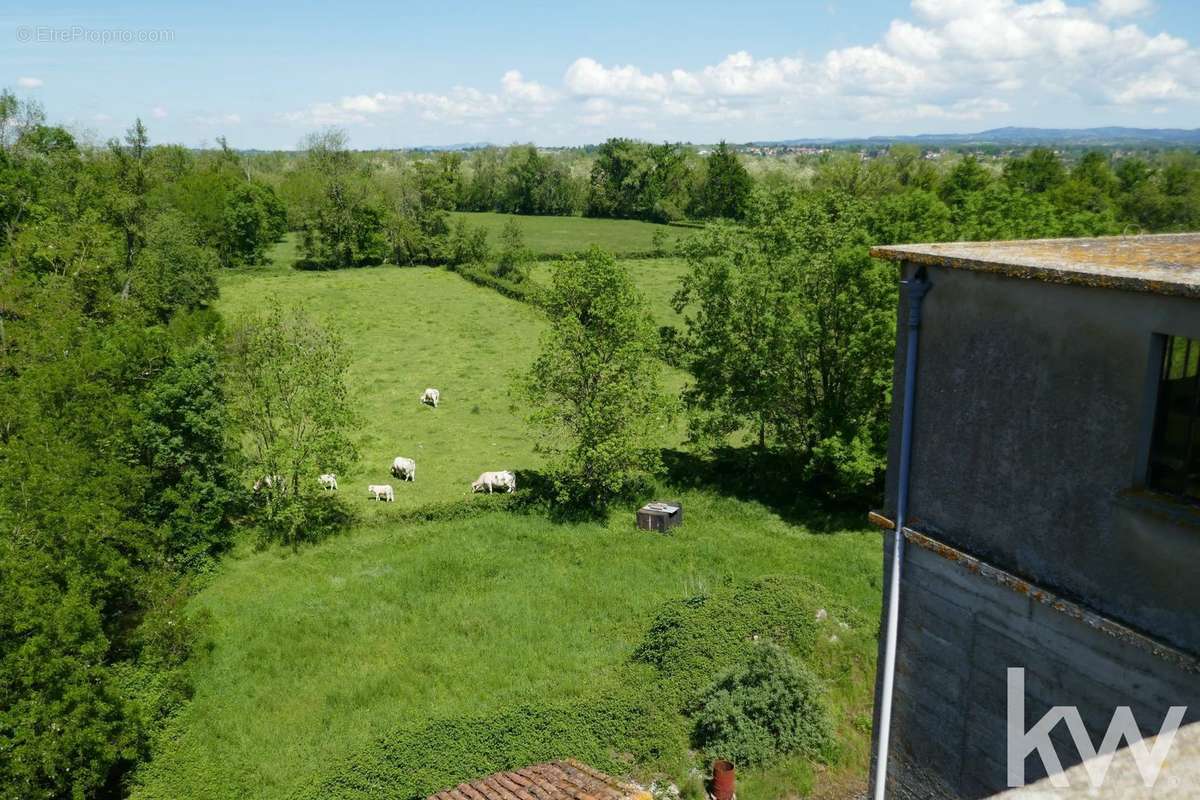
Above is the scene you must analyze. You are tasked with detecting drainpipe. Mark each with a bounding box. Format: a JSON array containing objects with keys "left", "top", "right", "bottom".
[{"left": 872, "top": 266, "right": 930, "bottom": 800}]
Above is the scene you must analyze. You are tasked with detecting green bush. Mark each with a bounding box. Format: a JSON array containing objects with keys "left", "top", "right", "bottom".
[
  {"left": 692, "top": 643, "right": 833, "bottom": 768},
  {"left": 632, "top": 576, "right": 824, "bottom": 707}
]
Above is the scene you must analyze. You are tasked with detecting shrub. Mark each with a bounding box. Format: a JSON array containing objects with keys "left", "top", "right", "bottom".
[
  {"left": 691, "top": 643, "right": 833, "bottom": 768},
  {"left": 632, "top": 576, "right": 823, "bottom": 707}
]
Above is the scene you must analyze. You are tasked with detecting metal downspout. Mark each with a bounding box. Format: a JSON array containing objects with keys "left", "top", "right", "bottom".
[{"left": 872, "top": 266, "right": 930, "bottom": 800}]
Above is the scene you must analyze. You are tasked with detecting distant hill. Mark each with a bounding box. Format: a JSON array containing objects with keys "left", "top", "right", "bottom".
[{"left": 754, "top": 126, "right": 1200, "bottom": 148}]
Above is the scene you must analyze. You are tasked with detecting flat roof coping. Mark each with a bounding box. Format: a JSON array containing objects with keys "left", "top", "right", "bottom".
[{"left": 870, "top": 233, "right": 1200, "bottom": 299}]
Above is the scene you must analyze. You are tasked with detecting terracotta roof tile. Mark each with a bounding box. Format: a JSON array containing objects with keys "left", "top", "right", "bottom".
[{"left": 426, "top": 760, "right": 651, "bottom": 800}]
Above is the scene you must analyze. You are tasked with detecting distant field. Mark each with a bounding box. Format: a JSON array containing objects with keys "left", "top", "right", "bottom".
[{"left": 450, "top": 211, "right": 697, "bottom": 257}]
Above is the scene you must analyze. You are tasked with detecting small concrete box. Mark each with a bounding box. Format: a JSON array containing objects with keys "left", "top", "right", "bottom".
[{"left": 637, "top": 501, "right": 683, "bottom": 532}]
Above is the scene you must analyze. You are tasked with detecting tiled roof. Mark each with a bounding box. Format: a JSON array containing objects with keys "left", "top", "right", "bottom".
[
  {"left": 870, "top": 233, "right": 1200, "bottom": 298},
  {"left": 426, "top": 759, "right": 652, "bottom": 800}
]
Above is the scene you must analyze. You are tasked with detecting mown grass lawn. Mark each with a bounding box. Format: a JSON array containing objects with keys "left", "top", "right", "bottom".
[
  {"left": 136, "top": 233, "right": 881, "bottom": 800},
  {"left": 450, "top": 211, "right": 697, "bottom": 257}
]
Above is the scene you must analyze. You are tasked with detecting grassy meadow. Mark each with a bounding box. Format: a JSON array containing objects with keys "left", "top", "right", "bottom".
[
  {"left": 135, "top": 220, "right": 881, "bottom": 800},
  {"left": 451, "top": 211, "right": 698, "bottom": 257},
  {"left": 218, "top": 264, "right": 547, "bottom": 512}
]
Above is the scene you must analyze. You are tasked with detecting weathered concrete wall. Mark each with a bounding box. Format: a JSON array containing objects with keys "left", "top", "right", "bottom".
[
  {"left": 873, "top": 262, "right": 1200, "bottom": 797},
  {"left": 883, "top": 262, "right": 1200, "bottom": 653},
  {"left": 874, "top": 532, "right": 1200, "bottom": 799}
]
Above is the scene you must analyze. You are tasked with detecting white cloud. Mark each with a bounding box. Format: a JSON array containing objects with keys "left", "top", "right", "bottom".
[
  {"left": 16, "top": 76, "right": 43, "bottom": 89},
  {"left": 285, "top": 70, "right": 556, "bottom": 127},
  {"left": 151, "top": 106, "right": 168, "bottom": 119},
  {"left": 284, "top": 0, "right": 1197, "bottom": 136},
  {"left": 1095, "top": 0, "right": 1152, "bottom": 19}
]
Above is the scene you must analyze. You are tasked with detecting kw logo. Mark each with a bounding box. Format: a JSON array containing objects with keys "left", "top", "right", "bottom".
[{"left": 1007, "top": 667, "right": 1187, "bottom": 788}]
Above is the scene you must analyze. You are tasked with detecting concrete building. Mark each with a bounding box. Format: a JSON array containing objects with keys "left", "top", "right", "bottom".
[{"left": 867, "top": 234, "right": 1200, "bottom": 798}]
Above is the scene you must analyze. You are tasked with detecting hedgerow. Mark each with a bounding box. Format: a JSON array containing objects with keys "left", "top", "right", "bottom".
[{"left": 451, "top": 263, "right": 542, "bottom": 306}]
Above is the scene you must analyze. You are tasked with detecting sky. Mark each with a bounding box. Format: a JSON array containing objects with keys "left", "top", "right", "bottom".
[{"left": 2, "top": 0, "right": 1199, "bottom": 149}]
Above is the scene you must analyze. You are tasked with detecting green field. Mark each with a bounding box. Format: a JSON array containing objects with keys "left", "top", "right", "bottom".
[
  {"left": 218, "top": 265, "right": 548, "bottom": 512},
  {"left": 135, "top": 222, "right": 880, "bottom": 800},
  {"left": 451, "top": 211, "right": 697, "bottom": 257}
]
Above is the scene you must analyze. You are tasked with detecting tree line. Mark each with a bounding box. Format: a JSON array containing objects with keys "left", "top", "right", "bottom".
[
  {"left": 246, "top": 129, "right": 1200, "bottom": 274},
  {"left": 0, "top": 92, "right": 357, "bottom": 799}
]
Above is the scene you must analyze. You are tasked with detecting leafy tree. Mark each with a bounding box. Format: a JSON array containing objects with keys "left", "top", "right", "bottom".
[
  {"left": 523, "top": 247, "right": 669, "bottom": 508},
  {"left": 586, "top": 138, "right": 691, "bottom": 222},
  {"left": 224, "top": 304, "right": 357, "bottom": 545},
  {"left": 1003, "top": 147, "right": 1066, "bottom": 194},
  {"left": 493, "top": 217, "right": 533, "bottom": 281},
  {"left": 939, "top": 153, "right": 992, "bottom": 210},
  {"left": 811, "top": 150, "right": 899, "bottom": 199},
  {"left": 675, "top": 190, "right": 896, "bottom": 498},
  {"left": 446, "top": 218, "right": 490, "bottom": 266},
  {"left": 107, "top": 119, "right": 152, "bottom": 289},
  {"left": 130, "top": 211, "right": 219, "bottom": 322},
  {"left": 295, "top": 130, "right": 387, "bottom": 269},
  {"left": 695, "top": 141, "right": 752, "bottom": 220}
]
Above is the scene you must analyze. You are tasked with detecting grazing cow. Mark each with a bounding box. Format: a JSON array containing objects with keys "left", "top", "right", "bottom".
[
  {"left": 318, "top": 473, "right": 338, "bottom": 491},
  {"left": 367, "top": 484, "right": 395, "bottom": 502},
  {"left": 471, "top": 470, "right": 516, "bottom": 494},
  {"left": 391, "top": 457, "right": 416, "bottom": 482},
  {"left": 420, "top": 388, "right": 440, "bottom": 408},
  {"left": 253, "top": 474, "right": 284, "bottom": 492}
]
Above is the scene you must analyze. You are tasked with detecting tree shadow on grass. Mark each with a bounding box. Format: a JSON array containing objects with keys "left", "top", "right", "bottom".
[{"left": 659, "top": 447, "right": 875, "bottom": 534}]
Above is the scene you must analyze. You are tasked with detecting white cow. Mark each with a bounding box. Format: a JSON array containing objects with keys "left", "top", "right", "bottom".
[
  {"left": 471, "top": 470, "right": 516, "bottom": 494},
  {"left": 318, "top": 473, "right": 338, "bottom": 491},
  {"left": 391, "top": 457, "right": 416, "bottom": 482},
  {"left": 420, "top": 387, "right": 440, "bottom": 408},
  {"left": 253, "top": 474, "right": 284, "bottom": 492},
  {"left": 367, "top": 484, "right": 395, "bottom": 502}
]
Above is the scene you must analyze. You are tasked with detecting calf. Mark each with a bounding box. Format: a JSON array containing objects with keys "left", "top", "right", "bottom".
[
  {"left": 391, "top": 457, "right": 416, "bottom": 482},
  {"left": 420, "top": 387, "right": 440, "bottom": 408},
  {"left": 367, "top": 484, "right": 395, "bottom": 502},
  {"left": 471, "top": 470, "right": 516, "bottom": 494}
]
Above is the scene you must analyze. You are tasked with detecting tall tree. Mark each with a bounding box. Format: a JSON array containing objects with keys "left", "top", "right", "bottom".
[
  {"left": 696, "top": 141, "right": 752, "bottom": 220},
  {"left": 675, "top": 189, "right": 896, "bottom": 498},
  {"left": 224, "top": 304, "right": 357, "bottom": 545},
  {"left": 523, "top": 247, "right": 669, "bottom": 508}
]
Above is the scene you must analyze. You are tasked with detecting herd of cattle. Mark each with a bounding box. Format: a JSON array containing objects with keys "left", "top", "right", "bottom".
[{"left": 254, "top": 388, "right": 517, "bottom": 504}]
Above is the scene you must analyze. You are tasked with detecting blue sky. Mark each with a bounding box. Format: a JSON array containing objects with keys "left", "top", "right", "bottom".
[{"left": 3, "top": 0, "right": 1199, "bottom": 148}]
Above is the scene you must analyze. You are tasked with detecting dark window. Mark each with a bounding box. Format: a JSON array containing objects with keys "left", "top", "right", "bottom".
[{"left": 1148, "top": 335, "right": 1200, "bottom": 504}]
